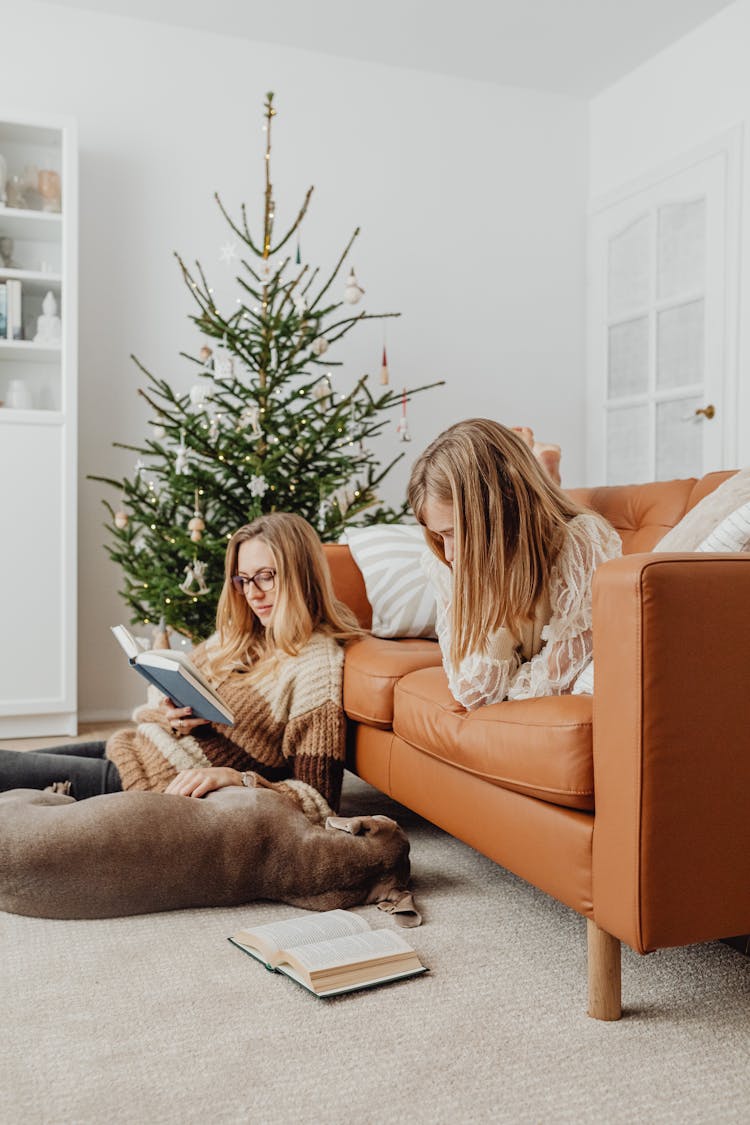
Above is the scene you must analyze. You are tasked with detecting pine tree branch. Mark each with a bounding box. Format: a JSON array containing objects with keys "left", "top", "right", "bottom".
[
  {"left": 271, "top": 185, "right": 314, "bottom": 256},
  {"left": 308, "top": 227, "right": 359, "bottom": 313}
]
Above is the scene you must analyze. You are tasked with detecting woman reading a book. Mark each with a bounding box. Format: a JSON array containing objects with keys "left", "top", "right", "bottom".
[
  {"left": 0, "top": 513, "right": 362, "bottom": 811},
  {"left": 407, "top": 418, "right": 620, "bottom": 710}
]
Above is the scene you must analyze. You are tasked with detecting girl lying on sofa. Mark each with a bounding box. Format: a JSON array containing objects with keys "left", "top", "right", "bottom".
[
  {"left": 0, "top": 513, "right": 362, "bottom": 810},
  {"left": 407, "top": 418, "right": 621, "bottom": 710}
]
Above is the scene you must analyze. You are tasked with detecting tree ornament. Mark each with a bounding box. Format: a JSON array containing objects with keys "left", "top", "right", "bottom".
[
  {"left": 380, "top": 345, "right": 390, "bottom": 386},
  {"left": 153, "top": 424, "right": 167, "bottom": 440},
  {"left": 174, "top": 431, "right": 191, "bottom": 475},
  {"left": 212, "top": 343, "right": 234, "bottom": 380},
  {"left": 292, "top": 292, "right": 307, "bottom": 317},
  {"left": 311, "top": 336, "right": 329, "bottom": 357},
  {"left": 179, "top": 559, "right": 210, "bottom": 596},
  {"left": 249, "top": 474, "right": 269, "bottom": 498},
  {"left": 219, "top": 241, "right": 238, "bottom": 264},
  {"left": 240, "top": 404, "right": 262, "bottom": 436},
  {"left": 312, "top": 375, "right": 332, "bottom": 410},
  {"left": 114, "top": 509, "right": 129, "bottom": 529},
  {"left": 188, "top": 489, "right": 205, "bottom": 542},
  {"left": 189, "top": 383, "right": 210, "bottom": 408},
  {"left": 343, "top": 268, "right": 365, "bottom": 304},
  {"left": 295, "top": 239, "right": 301, "bottom": 265},
  {"left": 396, "top": 386, "right": 412, "bottom": 442}
]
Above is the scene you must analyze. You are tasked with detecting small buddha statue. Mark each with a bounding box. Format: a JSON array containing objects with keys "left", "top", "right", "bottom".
[{"left": 34, "top": 290, "right": 62, "bottom": 345}]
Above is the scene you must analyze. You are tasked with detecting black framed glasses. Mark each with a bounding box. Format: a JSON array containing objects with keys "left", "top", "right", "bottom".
[{"left": 231, "top": 568, "right": 276, "bottom": 595}]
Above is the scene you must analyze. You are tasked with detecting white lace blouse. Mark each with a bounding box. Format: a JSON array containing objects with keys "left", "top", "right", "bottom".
[{"left": 422, "top": 512, "right": 622, "bottom": 710}]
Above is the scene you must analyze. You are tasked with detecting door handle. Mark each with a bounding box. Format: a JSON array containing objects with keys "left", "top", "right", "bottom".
[{"left": 694, "top": 404, "right": 716, "bottom": 420}]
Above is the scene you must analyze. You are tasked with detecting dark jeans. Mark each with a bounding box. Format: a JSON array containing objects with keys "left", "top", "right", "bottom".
[{"left": 0, "top": 742, "right": 123, "bottom": 800}]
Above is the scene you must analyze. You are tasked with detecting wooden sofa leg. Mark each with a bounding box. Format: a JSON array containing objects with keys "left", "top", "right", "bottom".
[{"left": 587, "top": 918, "right": 622, "bottom": 1021}]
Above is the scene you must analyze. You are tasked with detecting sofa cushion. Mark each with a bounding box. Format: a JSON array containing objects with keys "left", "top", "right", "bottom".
[
  {"left": 343, "top": 636, "right": 443, "bottom": 729},
  {"left": 392, "top": 667, "right": 595, "bottom": 811},
  {"left": 567, "top": 478, "right": 697, "bottom": 554}
]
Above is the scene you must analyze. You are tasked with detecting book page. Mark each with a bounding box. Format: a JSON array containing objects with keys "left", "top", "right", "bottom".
[
  {"left": 110, "top": 624, "right": 139, "bottom": 661},
  {"left": 234, "top": 909, "right": 369, "bottom": 960},
  {"left": 284, "top": 928, "right": 415, "bottom": 973}
]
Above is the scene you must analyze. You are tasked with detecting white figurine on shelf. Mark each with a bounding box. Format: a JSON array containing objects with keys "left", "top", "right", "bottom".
[{"left": 33, "top": 291, "right": 62, "bottom": 344}]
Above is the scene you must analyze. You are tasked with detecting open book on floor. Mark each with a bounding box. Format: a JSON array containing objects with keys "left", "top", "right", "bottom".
[
  {"left": 229, "top": 908, "right": 427, "bottom": 998},
  {"left": 111, "top": 624, "right": 234, "bottom": 726}
]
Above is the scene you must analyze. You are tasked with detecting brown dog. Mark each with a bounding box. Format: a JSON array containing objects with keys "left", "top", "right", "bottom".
[{"left": 0, "top": 779, "right": 420, "bottom": 923}]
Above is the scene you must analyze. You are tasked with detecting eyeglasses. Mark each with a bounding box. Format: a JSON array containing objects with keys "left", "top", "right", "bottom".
[{"left": 231, "top": 568, "right": 276, "bottom": 595}]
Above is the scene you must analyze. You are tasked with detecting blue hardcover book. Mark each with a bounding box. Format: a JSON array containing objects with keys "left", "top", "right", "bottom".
[{"left": 110, "top": 624, "right": 234, "bottom": 726}]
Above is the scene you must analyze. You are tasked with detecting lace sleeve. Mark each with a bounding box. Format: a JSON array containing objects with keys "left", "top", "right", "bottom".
[
  {"left": 506, "top": 513, "right": 622, "bottom": 700},
  {"left": 421, "top": 551, "right": 522, "bottom": 711}
]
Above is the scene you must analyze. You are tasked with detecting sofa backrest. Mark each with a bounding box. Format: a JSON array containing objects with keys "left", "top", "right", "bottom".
[{"left": 567, "top": 470, "right": 736, "bottom": 554}]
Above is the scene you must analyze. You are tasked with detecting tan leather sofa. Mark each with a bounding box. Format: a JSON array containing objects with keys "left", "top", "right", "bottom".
[{"left": 325, "top": 470, "right": 750, "bottom": 1019}]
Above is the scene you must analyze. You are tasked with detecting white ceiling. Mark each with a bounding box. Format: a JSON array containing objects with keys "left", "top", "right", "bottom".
[{"left": 42, "top": 0, "right": 735, "bottom": 97}]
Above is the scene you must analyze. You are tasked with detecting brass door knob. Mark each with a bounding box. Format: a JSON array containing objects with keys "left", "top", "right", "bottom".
[{"left": 695, "top": 404, "right": 716, "bottom": 420}]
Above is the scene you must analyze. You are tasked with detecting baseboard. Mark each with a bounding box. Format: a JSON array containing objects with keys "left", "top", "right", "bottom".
[{"left": 78, "top": 710, "right": 133, "bottom": 724}]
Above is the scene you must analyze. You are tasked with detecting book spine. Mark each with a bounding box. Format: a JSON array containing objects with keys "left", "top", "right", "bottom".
[
  {"left": 6, "top": 279, "right": 22, "bottom": 340},
  {"left": 0, "top": 282, "right": 6, "bottom": 338}
]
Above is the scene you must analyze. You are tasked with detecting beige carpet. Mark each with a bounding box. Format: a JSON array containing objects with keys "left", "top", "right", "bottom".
[{"left": 2, "top": 771, "right": 749, "bottom": 1125}]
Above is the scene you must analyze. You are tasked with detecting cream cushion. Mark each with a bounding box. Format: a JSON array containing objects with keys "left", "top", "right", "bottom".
[
  {"left": 340, "top": 525, "right": 437, "bottom": 639},
  {"left": 696, "top": 499, "right": 750, "bottom": 553},
  {"left": 654, "top": 468, "right": 750, "bottom": 551}
]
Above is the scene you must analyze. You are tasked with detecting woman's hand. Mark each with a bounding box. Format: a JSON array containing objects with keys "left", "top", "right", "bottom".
[
  {"left": 159, "top": 697, "right": 208, "bottom": 737},
  {"left": 164, "top": 766, "right": 243, "bottom": 798}
]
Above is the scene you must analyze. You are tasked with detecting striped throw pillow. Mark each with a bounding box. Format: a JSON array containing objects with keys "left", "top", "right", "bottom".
[
  {"left": 696, "top": 500, "right": 750, "bottom": 553},
  {"left": 340, "top": 525, "right": 437, "bottom": 638}
]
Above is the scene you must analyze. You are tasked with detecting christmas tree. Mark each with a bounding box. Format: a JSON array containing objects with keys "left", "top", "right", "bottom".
[{"left": 91, "top": 92, "right": 442, "bottom": 642}]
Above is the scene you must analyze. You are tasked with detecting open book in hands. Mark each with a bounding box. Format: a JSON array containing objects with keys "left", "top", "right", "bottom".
[
  {"left": 229, "top": 908, "right": 427, "bottom": 997},
  {"left": 110, "top": 624, "right": 234, "bottom": 726}
]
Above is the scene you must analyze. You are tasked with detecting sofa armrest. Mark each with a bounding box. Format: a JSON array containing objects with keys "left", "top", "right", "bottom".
[
  {"left": 323, "top": 544, "right": 372, "bottom": 629},
  {"left": 591, "top": 552, "right": 750, "bottom": 953}
]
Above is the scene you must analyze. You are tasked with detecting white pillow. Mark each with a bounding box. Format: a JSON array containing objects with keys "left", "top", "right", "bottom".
[
  {"left": 340, "top": 525, "right": 437, "bottom": 639},
  {"left": 696, "top": 499, "right": 750, "bottom": 553},
  {"left": 655, "top": 468, "right": 750, "bottom": 551}
]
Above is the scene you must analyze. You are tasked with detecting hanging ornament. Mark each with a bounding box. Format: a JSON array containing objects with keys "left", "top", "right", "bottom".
[
  {"left": 219, "top": 241, "right": 238, "bottom": 264},
  {"left": 213, "top": 342, "right": 234, "bottom": 381},
  {"left": 312, "top": 375, "right": 332, "bottom": 410},
  {"left": 311, "top": 336, "right": 329, "bottom": 357},
  {"left": 396, "top": 387, "right": 412, "bottom": 443},
  {"left": 295, "top": 238, "right": 301, "bottom": 265},
  {"left": 153, "top": 423, "right": 167, "bottom": 440},
  {"left": 188, "top": 490, "right": 205, "bottom": 543},
  {"left": 114, "top": 508, "right": 129, "bottom": 529},
  {"left": 189, "top": 382, "right": 210, "bottom": 408},
  {"left": 343, "top": 267, "right": 365, "bottom": 304},
  {"left": 292, "top": 292, "right": 307, "bottom": 317},
  {"left": 240, "top": 405, "right": 262, "bottom": 436},
  {"left": 249, "top": 474, "right": 269, "bottom": 498},
  {"left": 179, "top": 559, "right": 210, "bottom": 596},
  {"left": 380, "top": 345, "right": 390, "bottom": 386},
  {"left": 174, "top": 431, "right": 191, "bottom": 475},
  {"left": 199, "top": 345, "right": 214, "bottom": 373}
]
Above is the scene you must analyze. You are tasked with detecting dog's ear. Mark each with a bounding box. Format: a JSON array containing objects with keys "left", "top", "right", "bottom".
[
  {"left": 325, "top": 815, "right": 365, "bottom": 836},
  {"left": 376, "top": 889, "right": 422, "bottom": 927}
]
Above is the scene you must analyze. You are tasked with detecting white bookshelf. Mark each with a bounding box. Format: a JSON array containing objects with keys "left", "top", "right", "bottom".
[{"left": 0, "top": 113, "right": 77, "bottom": 736}]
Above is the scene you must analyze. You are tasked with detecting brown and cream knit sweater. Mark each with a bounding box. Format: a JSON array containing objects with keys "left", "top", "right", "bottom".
[{"left": 106, "top": 631, "right": 347, "bottom": 810}]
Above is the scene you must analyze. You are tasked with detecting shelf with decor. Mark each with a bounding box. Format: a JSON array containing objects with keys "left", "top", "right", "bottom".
[{"left": 0, "top": 112, "right": 77, "bottom": 737}]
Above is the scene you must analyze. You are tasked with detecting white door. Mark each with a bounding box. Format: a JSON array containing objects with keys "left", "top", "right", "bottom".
[{"left": 587, "top": 136, "right": 740, "bottom": 485}]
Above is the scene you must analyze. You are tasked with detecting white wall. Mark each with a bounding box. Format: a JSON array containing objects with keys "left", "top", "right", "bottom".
[
  {"left": 589, "top": 0, "right": 750, "bottom": 467},
  {"left": 2, "top": 2, "right": 588, "bottom": 720}
]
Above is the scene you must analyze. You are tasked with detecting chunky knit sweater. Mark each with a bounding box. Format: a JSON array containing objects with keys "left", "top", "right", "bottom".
[{"left": 106, "top": 631, "right": 347, "bottom": 810}]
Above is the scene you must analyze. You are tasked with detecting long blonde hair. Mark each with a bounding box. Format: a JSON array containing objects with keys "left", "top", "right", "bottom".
[
  {"left": 204, "top": 512, "right": 363, "bottom": 678},
  {"left": 407, "top": 418, "right": 584, "bottom": 664}
]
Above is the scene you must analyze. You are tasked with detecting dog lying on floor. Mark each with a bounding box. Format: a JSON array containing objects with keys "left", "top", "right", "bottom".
[{"left": 0, "top": 773, "right": 420, "bottom": 924}]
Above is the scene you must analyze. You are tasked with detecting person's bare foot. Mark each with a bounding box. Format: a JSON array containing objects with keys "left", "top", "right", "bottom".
[{"left": 512, "top": 426, "right": 562, "bottom": 485}]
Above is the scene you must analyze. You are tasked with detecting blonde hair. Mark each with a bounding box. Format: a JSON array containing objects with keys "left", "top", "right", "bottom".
[
  {"left": 407, "top": 418, "right": 584, "bottom": 665},
  {"left": 203, "top": 512, "right": 363, "bottom": 679}
]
